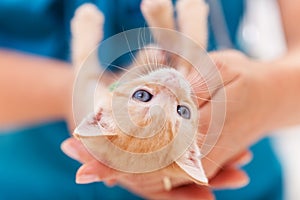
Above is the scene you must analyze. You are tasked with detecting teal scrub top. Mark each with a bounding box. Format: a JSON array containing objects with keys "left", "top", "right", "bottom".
[{"left": 0, "top": 0, "right": 283, "bottom": 200}]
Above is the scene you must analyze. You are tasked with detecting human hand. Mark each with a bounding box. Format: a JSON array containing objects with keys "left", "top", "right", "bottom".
[
  {"left": 198, "top": 50, "right": 275, "bottom": 177},
  {"left": 61, "top": 137, "right": 251, "bottom": 200},
  {"left": 61, "top": 50, "right": 267, "bottom": 199}
]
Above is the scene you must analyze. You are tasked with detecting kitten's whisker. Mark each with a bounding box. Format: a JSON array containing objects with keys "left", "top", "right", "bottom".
[
  {"left": 137, "top": 28, "right": 151, "bottom": 70},
  {"left": 137, "top": 28, "right": 155, "bottom": 74},
  {"left": 145, "top": 49, "right": 151, "bottom": 71},
  {"left": 147, "top": 48, "right": 157, "bottom": 75},
  {"left": 104, "top": 68, "right": 121, "bottom": 81},
  {"left": 196, "top": 126, "right": 225, "bottom": 134},
  {"left": 191, "top": 96, "right": 213, "bottom": 103},
  {"left": 191, "top": 75, "right": 239, "bottom": 92},
  {"left": 101, "top": 62, "right": 144, "bottom": 78},
  {"left": 191, "top": 82, "right": 225, "bottom": 92},
  {"left": 188, "top": 72, "right": 222, "bottom": 86},
  {"left": 202, "top": 156, "right": 223, "bottom": 170},
  {"left": 138, "top": 28, "right": 143, "bottom": 56},
  {"left": 186, "top": 69, "right": 205, "bottom": 82},
  {"left": 191, "top": 95, "right": 227, "bottom": 103},
  {"left": 121, "top": 28, "right": 139, "bottom": 66},
  {"left": 189, "top": 74, "right": 222, "bottom": 88},
  {"left": 191, "top": 95, "right": 210, "bottom": 101},
  {"left": 189, "top": 66, "right": 225, "bottom": 89},
  {"left": 199, "top": 143, "right": 233, "bottom": 151},
  {"left": 167, "top": 53, "right": 179, "bottom": 69}
]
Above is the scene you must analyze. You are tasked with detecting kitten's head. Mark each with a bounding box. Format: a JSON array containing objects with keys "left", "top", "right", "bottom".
[
  {"left": 111, "top": 67, "right": 198, "bottom": 142},
  {"left": 74, "top": 54, "right": 207, "bottom": 184}
]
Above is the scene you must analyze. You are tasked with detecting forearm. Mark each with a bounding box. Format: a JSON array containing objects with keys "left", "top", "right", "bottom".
[
  {"left": 0, "top": 49, "right": 73, "bottom": 128},
  {"left": 261, "top": 48, "right": 300, "bottom": 132},
  {"left": 256, "top": 0, "right": 300, "bottom": 132}
]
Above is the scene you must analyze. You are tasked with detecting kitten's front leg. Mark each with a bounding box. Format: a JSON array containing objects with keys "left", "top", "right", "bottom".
[
  {"left": 175, "top": 0, "right": 209, "bottom": 75},
  {"left": 71, "top": 4, "right": 108, "bottom": 123},
  {"left": 141, "top": 0, "right": 176, "bottom": 51},
  {"left": 176, "top": 0, "right": 209, "bottom": 49},
  {"left": 71, "top": 3, "right": 104, "bottom": 72}
]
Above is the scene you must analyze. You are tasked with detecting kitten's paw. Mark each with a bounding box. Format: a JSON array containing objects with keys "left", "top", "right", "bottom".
[
  {"left": 176, "top": 0, "right": 208, "bottom": 18},
  {"left": 71, "top": 3, "right": 104, "bottom": 39},
  {"left": 141, "top": 0, "right": 173, "bottom": 18},
  {"left": 176, "top": 0, "right": 208, "bottom": 12},
  {"left": 176, "top": 0, "right": 209, "bottom": 48},
  {"left": 71, "top": 3, "right": 104, "bottom": 68}
]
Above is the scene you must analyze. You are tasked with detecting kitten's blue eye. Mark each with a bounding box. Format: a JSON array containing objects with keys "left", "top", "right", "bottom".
[
  {"left": 133, "top": 90, "right": 153, "bottom": 102},
  {"left": 177, "top": 105, "right": 191, "bottom": 119}
]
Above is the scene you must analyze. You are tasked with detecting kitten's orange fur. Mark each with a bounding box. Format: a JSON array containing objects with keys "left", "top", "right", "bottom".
[{"left": 71, "top": 0, "right": 209, "bottom": 188}]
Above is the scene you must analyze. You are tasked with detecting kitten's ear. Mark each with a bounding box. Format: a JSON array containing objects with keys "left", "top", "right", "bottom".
[
  {"left": 74, "top": 112, "right": 117, "bottom": 138},
  {"left": 175, "top": 141, "right": 208, "bottom": 184}
]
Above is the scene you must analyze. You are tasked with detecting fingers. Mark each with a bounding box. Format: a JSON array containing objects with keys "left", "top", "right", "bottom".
[
  {"left": 209, "top": 50, "right": 248, "bottom": 65},
  {"left": 208, "top": 50, "right": 249, "bottom": 80},
  {"left": 206, "top": 151, "right": 251, "bottom": 189},
  {"left": 61, "top": 137, "right": 94, "bottom": 163},
  {"left": 119, "top": 174, "right": 168, "bottom": 193},
  {"left": 228, "top": 150, "right": 253, "bottom": 167},
  {"left": 152, "top": 184, "right": 215, "bottom": 200},
  {"left": 188, "top": 68, "right": 212, "bottom": 108},
  {"left": 202, "top": 148, "right": 252, "bottom": 186},
  {"left": 61, "top": 137, "right": 124, "bottom": 184},
  {"left": 190, "top": 51, "right": 247, "bottom": 108},
  {"left": 61, "top": 135, "right": 250, "bottom": 196},
  {"left": 76, "top": 159, "right": 122, "bottom": 184},
  {"left": 61, "top": 137, "right": 249, "bottom": 199},
  {"left": 210, "top": 167, "right": 249, "bottom": 189}
]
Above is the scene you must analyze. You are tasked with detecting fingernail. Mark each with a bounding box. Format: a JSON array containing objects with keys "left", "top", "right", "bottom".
[
  {"left": 61, "top": 140, "right": 80, "bottom": 161},
  {"left": 228, "top": 177, "right": 250, "bottom": 189},
  {"left": 213, "top": 176, "right": 250, "bottom": 190},
  {"left": 240, "top": 154, "right": 253, "bottom": 166},
  {"left": 76, "top": 174, "right": 101, "bottom": 184},
  {"left": 104, "top": 179, "right": 117, "bottom": 187}
]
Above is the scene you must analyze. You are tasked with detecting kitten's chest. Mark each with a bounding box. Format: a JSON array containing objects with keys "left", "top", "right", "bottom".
[{"left": 108, "top": 125, "right": 175, "bottom": 153}]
